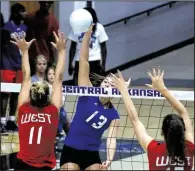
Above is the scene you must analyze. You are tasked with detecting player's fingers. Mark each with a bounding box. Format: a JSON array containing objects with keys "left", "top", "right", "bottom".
[
  {"left": 60, "top": 32, "right": 64, "bottom": 41},
  {"left": 50, "top": 42, "right": 57, "bottom": 49},
  {"left": 110, "top": 82, "right": 117, "bottom": 88},
  {"left": 58, "top": 30, "right": 60, "bottom": 37},
  {"left": 160, "top": 69, "right": 164, "bottom": 79},
  {"left": 110, "top": 73, "right": 118, "bottom": 82},
  {"left": 126, "top": 78, "right": 131, "bottom": 87},
  {"left": 145, "top": 84, "right": 152, "bottom": 89},
  {"left": 157, "top": 66, "right": 161, "bottom": 76},
  {"left": 64, "top": 38, "right": 68, "bottom": 45},
  {"left": 29, "top": 39, "right": 36, "bottom": 46},
  {"left": 21, "top": 31, "right": 26, "bottom": 39},
  {"left": 53, "top": 31, "right": 59, "bottom": 42},
  {"left": 152, "top": 67, "right": 157, "bottom": 77},
  {"left": 147, "top": 70, "right": 153, "bottom": 80},
  {"left": 12, "top": 33, "right": 20, "bottom": 42},
  {"left": 117, "top": 69, "right": 124, "bottom": 80},
  {"left": 10, "top": 40, "right": 17, "bottom": 45}
]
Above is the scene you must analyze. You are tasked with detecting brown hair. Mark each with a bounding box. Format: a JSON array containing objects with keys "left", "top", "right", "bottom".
[
  {"left": 89, "top": 72, "right": 116, "bottom": 87},
  {"left": 90, "top": 73, "right": 106, "bottom": 86},
  {"left": 45, "top": 65, "right": 56, "bottom": 82}
]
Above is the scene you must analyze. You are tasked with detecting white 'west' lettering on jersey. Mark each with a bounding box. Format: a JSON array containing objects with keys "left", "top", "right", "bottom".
[
  {"left": 156, "top": 156, "right": 191, "bottom": 167},
  {"left": 21, "top": 113, "right": 51, "bottom": 124}
]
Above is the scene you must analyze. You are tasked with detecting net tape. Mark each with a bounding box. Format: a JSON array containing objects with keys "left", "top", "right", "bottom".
[{"left": 1, "top": 83, "right": 194, "bottom": 101}]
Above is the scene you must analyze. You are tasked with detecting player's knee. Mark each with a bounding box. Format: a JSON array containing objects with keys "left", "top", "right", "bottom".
[
  {"left": 60, "top": 163, "right": 79, "bottom": 170},
  {"left": 85, "top": 163, "right": 101, "bottom": 170}
]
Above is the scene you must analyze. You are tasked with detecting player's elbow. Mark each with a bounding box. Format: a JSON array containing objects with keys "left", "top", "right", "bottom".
[
  {"left": 55, "top": 72, "right": 64, "bottom": 82},
  {"left": 22, "top": 70, "right": 31, "bottom": 81},
  {"left": 128, "top": 113, "right": 139, "bottom": 124}
]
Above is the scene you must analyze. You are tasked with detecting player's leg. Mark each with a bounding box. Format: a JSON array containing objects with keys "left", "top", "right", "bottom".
[
  {"left": 60, "top": 145, "right": 80, "bottom": 170},
  {"left": 14, "top": 158, "right": 37, "bottom": 170},
  {"left": 0, "top": 70, "right": 15, "bottom": 132},
  {"left": 85, "top": 164, "right": 101, "bottom": 170},
  {"left": 1, "top": 92, "right": 9, "bottom": 132},
  {"left": 61, "top": 163, "right": 80, "bottom": 170},
  {"left": 6, "top": 93, "right": 18, "bottom": 129},
  {"left": 82, "top": 150, "right": 102, "bottom": 170},
  {"left": 14, "top": 158, "right": 52, "bottom": 170}
]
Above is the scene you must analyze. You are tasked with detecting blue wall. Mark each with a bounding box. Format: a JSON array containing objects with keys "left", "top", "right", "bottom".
[{"left": 99, "top": 2, "right": 194, "bottom": 71}]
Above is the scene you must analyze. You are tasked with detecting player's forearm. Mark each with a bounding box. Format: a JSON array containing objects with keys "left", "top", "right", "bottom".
[
  {"left": 55, "top": 50, "right": 66, "bottom": 81},
  {"left": 120, "top": 89, "right": 139, "bottom": 121},
  {"left": 78, "top": 33, "right": 91, "bottom": 84},
  {"left": 160, "top": 88, "right": 188, "bottom": 116},
  {"left": 107, "top": 138, "right": 116, "bottom": 161},
  {"left": 21, "top": 50, "right": 31, "bottom": 80},
  {"left": 80, "top": 33, "right": 90, "bottom": 62}
]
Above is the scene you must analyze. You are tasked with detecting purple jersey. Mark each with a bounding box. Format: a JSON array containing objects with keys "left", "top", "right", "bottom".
[
  {"left": 64, "top": 96, "right": 120, "bottom": 151},
  {"left": 4, "top": 21, "right": 27, "bottom": 39},
  {"left": 2, "top": 21, "right": 27, "bottom": 70}
]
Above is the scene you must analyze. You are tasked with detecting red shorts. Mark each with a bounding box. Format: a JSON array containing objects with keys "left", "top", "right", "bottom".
[{"left": 1, "top": 70, "right": 23, "bottom": 83}]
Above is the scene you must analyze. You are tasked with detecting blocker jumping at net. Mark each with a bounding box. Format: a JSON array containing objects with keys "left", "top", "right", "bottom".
[
  {"left": 111, "top": 68, "right": 194, "bottom": 171},
  {"left": 10, "top": 30, "right": 67, "bottom": 170},
  {"left": 60, "top": 25, "right": 120, "bottom": 170}
]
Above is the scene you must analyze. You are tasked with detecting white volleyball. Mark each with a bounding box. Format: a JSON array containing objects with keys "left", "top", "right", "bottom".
[{"left": 69, "top": 9, "right": 93, "bottom": 35}]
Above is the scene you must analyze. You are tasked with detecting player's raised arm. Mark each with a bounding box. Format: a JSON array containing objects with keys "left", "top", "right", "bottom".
[
  {"left": 50, "top": 31, "right": 67, "bottom": 110},
  {"left": 10, "top": 32, "right": 35, "bottom": 119},
  {"left": 78, "top": 25, "right": 93, "bottom": 87},
  {"left": 146, "top": 67, "right": 194, "bottom": 144},
  {"left": 111, "top": 71, "right": 154, "bottom": 152}
]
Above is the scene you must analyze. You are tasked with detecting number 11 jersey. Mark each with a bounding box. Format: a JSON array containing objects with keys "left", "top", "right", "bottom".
[{"left": 17, "top": 103, "right": 59, "bottom": 168}]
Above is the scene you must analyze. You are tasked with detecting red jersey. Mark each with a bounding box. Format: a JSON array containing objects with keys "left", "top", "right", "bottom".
[
  {"left": 17, "top": 103, "right": 59, "bottom": 168},
  {"left": 148, "top": 140, "right": 194, "bottom": 171},
  {"left": 25, "top": 11, "right": 59, "bottom": 63}
]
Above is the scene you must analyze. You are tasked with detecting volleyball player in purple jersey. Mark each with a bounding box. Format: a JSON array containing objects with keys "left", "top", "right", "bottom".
[{"left": 60, "top": 26, "right": 120, "bottom": 170}]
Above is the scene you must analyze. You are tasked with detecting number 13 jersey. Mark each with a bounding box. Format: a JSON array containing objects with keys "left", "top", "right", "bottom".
[
  {"left": 64, "top": 96, "right": 120, "bottom": 151},
  {"left": 17, "top": 103, "right": 59, "bottom": 168}
]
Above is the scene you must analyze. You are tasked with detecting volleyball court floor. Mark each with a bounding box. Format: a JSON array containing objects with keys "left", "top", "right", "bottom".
[{"left": 1, "top": 87, "right": 194, "bottom": 170}]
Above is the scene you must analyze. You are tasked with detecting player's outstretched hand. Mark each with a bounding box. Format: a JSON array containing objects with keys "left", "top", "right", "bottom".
[
  {"left": 10, "top": 31, "right": 35, "bottom": 52},
  {"left": 101, "top": 160, "right": 111, "bottom": 170},
  {"left": 145, "top": 66, "right": 166, "bottom": 91},
  {"left": 51, "top": 30, "right": 68, "bottom": 52},
  {"left": 110, "top": 70, "right": 131, "bottom": 92}
]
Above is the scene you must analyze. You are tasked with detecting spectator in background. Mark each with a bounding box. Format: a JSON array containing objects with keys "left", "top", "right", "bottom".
[
  {"left": 25, "top": 1, "right": 59, "bottom": 75},
  {"left": 1, "top": 12, "right": 5, "bottom": 27},
  {"left": 0, "top": 12, "right": 6, "bottom": 132},
  {"left": 31, "top": 55, "right": 47, "bottom": 83},
  {"left": 68, "top": 7, "right": 108, "bottom": 86},
  {"left": 1, "top": 3, "right": 27, "bottom": 131}
]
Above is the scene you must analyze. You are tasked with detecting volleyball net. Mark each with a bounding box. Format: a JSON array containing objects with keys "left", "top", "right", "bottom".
[{"left": 1, "top": 83, "right": 194, "bottom": 170}]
